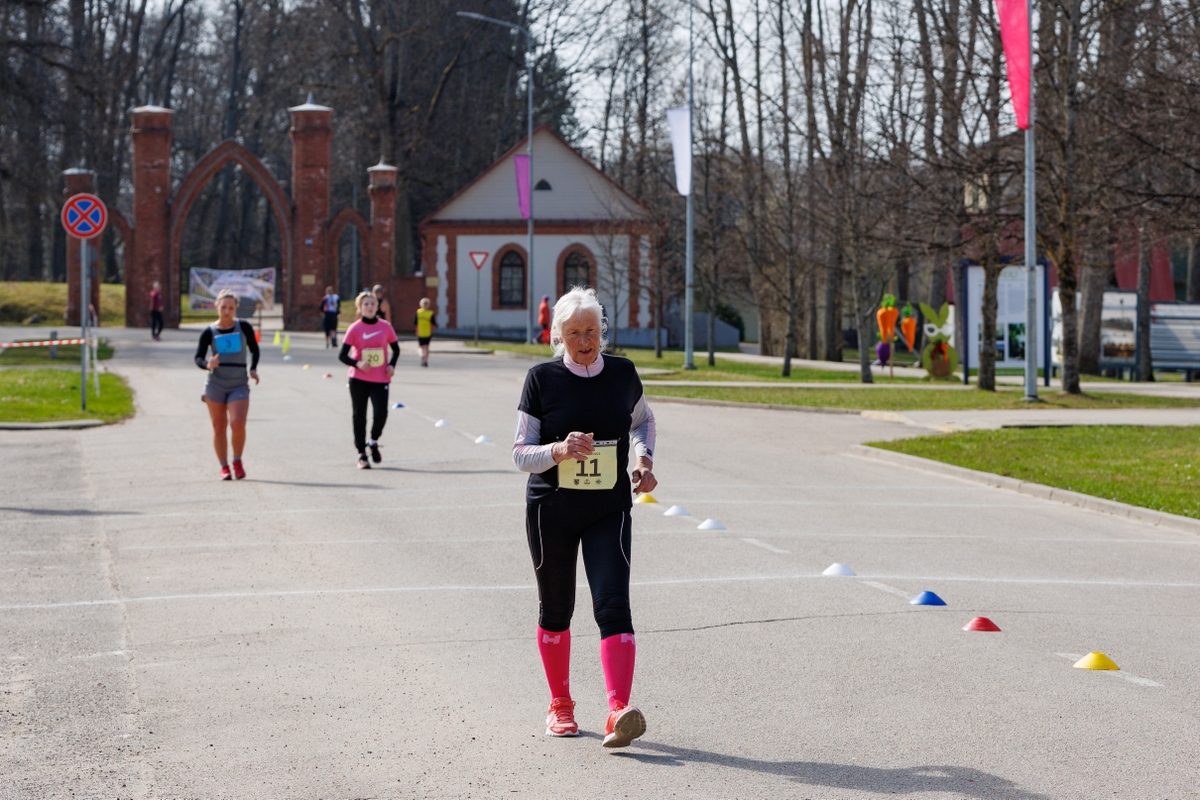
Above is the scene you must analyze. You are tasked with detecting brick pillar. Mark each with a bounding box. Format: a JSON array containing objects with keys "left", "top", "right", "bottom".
[
  {"left": 62, "top": 169, "right": 100, "bottom": 326},
  {"left": 367, "top": 159, "right": 398, "bottom": 290},
  {"left": 130, "top": 105, "right": 174, "bottom": 328},
  {"left": 288, "top": 97, "right": 333, "bottom": 330}
]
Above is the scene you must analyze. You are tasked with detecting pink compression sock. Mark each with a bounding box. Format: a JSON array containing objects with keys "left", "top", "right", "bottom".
[
  {"left": 537, "top": 627, "right": 571, "bottom": 700},
  {"left": 600, "top": 633, "right": 636, "bottom": 710}
]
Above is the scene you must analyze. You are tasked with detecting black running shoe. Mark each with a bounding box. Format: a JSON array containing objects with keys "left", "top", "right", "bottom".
[
  {"left": 357, "top": 453, "right": 371, "bottom": 469},
  {"left": 369, "top": 442, "right": 382, "bottom": 463}
]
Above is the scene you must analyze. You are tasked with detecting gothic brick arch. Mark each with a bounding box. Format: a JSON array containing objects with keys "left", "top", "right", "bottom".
[
  {"left": 328, "top": 206, "right": 371, "bottom": 291},
  {"left": 167, "top": 139, "right": 295, "bottom": 324}
]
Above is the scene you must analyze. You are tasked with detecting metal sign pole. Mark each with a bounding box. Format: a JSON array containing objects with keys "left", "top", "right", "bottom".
[
  {"left": 475, "top": 267, "right": 481, "bottom": 344},
  {"left": 80, "top": 239, "right": 88, "bottom": 411}
]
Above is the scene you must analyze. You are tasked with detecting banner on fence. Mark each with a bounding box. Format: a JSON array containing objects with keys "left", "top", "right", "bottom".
[{"left": 189, "top": 268, "right": 276, "bottom": 311}]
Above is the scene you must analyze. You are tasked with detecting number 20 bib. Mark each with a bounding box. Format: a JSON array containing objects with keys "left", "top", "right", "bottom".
[
  {"left": 558, "top": 439, "right": 618, "bottom": 490},
  {"left": 360, "top": 348, "right": 385, "bottom": 368}
]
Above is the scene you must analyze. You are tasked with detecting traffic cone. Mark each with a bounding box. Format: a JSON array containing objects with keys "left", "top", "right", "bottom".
[
  {"left": 697, "top": 519, "right": 726, "bottom": 530},
  {"left": 634, "top": 494, "right": 658, "bottom": 504},
  {"left": 273, "top": 330, "right": 281, "bottom": 346},
  {"left": 283, "top": 334, "right": 290, "bottom": 354},
  {"left": 255, "top": 329, "right": 261, "bottom": 343},
  {"left": 1073, "top": 652, "right": 1119, "bottom": 670},
  {"left": 909, "top": 591, "right": 946, "bottom": 606},
  {"left": 663, "top": 505, "right": 690, "bottom": 517},
  {"left": 822, "top": 563, "right": 856, "bottom": 577},
  {"left": 963, "top": 617, "right": 1001, "bottom": 632}
]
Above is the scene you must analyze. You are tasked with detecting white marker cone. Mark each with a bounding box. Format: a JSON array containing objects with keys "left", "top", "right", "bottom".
[
  {"left": 474, "top": 435, "right": 493, "bottom": 444},
  {"left": 282, "top": 355, "right": 292, "bottom": 361},
  {"left": 435, "top": 419, "right": 450, "bottom": 428},
  {"left": 822, "top": 563, "right": 857, "bottom": 577},
  {"left": 663, "top": 506, "right": 690, "bottom": 517},
  {"left": 697, "top": 519, "right": 726, "bottom": 530}
]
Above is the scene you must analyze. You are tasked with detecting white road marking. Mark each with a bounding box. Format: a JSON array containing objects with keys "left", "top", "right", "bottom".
[
  {"left": 1055, "top": 653, "right": 1162, "bottom": 687},
  {"left": 740, "top": 538, "right": 790, "bottom": 554},
  {"left": 860, "top": 580, "right": 912, "bottom": 598}
]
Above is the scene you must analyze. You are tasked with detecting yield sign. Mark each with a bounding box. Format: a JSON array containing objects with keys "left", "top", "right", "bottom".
[
  {"left": 469, "top": 251, "right": 489, "bottom": 271},
  {"left": 61, "top": 193, "right": 108, "bottom": 239}
]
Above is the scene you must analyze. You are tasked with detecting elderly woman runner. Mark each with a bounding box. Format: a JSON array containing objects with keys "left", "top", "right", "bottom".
[{"left": 512, "top": 287, "right": 658, "bottom": 748}]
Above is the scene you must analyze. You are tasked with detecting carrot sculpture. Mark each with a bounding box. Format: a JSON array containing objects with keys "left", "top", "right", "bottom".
[
  {"left": 900, "top": 303, "right": 917, "bottom": 353},
  {"left": 876, "top": 294, "right": 900, "bottom": 376}
]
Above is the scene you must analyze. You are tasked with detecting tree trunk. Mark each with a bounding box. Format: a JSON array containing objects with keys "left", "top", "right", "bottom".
[
  {"left": 1077, "top": 262, "right": 1108, "bottom": 374},
  {"left": 823, "top": 250, "right": 842, "bottom": 361},
  {"left": 1135, "top": 225, "right": 1154, "bottom": 382},
  {"left": 853, "top": 276, "right": 873, "bottom": 383},
  {"left": 978, "top": 263, "right": 1000, "bottom": 390},
  {"left": 1187, "top": 238, "right": 1199, "bottom": 304}
]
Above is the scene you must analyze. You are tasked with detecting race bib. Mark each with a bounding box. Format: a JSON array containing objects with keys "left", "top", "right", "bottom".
[
  {"left": 213, "top": 332, "right": 242, "bottom": 354},
  {"left": 558, "top": 439, "right": 618, "bottom": 490},
  {"left": 360, "top": 347, "right": 386, "bottom": 368}
]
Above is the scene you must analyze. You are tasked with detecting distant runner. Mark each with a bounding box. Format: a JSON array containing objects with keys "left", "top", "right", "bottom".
[
  {"left": 321, "top": 286, "right": 340, "bottom": 348},
  {"left": 414, "top": 297, "right": 436, "bottom": 368},
  {"left": 512, "top": 287, "right": 657, "bottom": 748},
  {"left": 372, "top": 284, "right": 391, "bottom": 321},
  {"left": 195, "top": 289, "right": 260, "bottom": 480},
  {"left": 149, "top": 281, "right": 165, "bottom": 341},
  {"left": 340, "top": 291, "right": 399, "bottom": 468}
]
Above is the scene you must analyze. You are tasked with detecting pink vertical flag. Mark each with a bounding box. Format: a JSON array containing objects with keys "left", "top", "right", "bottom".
[
  {"left": 995, "top": 0, "right": 1031, "bottom": 129},
  {"left": 514, "top": 154, "right": 531, "bottom": 219}
]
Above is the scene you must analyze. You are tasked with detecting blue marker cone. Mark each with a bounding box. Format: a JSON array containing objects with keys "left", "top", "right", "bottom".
[
  {"left": 909, "top": 591, "right": 946, "bottom": 606},
  {"left": 391, "top": 402, "right": 404, "bottom": 409}
]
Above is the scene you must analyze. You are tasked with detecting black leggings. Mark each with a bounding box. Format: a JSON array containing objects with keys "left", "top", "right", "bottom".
[
  {"left": 150, "top": 310, "right": 164, "bottom": 337},
  {"left": 526, "top": 502, "right": 633, "bottom": 638},
  {"left": 349, "top": 377, "right": 389, "bottom": 452}
]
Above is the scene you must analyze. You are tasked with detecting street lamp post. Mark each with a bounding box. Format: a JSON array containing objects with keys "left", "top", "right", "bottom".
[
  {"left": 684, "top": 0, "right": 696, "bottom": 370},
  {"left": 457, "top": 11, "right": 536, "bottom": 344}
]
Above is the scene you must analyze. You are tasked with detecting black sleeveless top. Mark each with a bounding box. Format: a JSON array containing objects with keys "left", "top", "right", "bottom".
[{"left": 518, "top": 356, "right": 644, "bottom": 514}]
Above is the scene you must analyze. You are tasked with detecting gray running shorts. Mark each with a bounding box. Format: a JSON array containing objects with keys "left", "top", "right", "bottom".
[{"left": 204, "top": 381, "right": 250, "bottom": 404}]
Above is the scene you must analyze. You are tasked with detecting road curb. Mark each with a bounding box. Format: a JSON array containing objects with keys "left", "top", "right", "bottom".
[
  {"left": 647, "top": 395, "right": 862, "bottom": 415},
  {"left": 850, "top": 443, "right": 1200, "bottom": 536},
  {"left": 0, "top": 419, "right": 105, "bottom": 430}
]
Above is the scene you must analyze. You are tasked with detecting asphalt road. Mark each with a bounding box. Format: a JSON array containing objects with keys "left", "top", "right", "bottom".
[{"left": 2, "top": 327, "right": 1198, "bottom": 799}]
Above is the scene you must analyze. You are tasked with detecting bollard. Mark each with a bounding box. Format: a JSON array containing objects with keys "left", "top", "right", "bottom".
[{"left": 49, "top": 330, "right": 57, "bottom": 359}]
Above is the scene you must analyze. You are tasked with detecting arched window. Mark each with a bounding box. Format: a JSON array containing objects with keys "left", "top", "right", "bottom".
[
  {"left": 498, "top": 250, "right": 526, "bottom": 307},
  {"left": 563, "top": 250, "right": 592, "bottom": 290}
]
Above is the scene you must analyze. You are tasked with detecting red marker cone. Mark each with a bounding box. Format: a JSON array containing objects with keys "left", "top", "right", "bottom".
[{"left": 963, "top": 617, "right": 1001, "bottom": 632}]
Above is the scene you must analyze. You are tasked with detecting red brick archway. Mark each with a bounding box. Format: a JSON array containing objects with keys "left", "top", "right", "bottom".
[
  {"left": 167, "top": 139, "right": 295, "bottom": 326},
  {"left": 328, "top": 206, "right": 371, "bottom": 295}
]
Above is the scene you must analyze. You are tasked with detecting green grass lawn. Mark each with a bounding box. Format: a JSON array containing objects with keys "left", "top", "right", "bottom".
[
  {"left": 0, "top": 281, "right": 127, "bottom": 327},
  {"left": 645, "top": 384, "right": 1200, "bottom": 411},
  {"left": 869, "top": 426, "right": 1200, "bottom": 519},
  {"left": 468, "top": 341, "right": 929, "bottom": 383},
  {"left": 0, "top": 338, "right": 113, "bottom": 365},
  {"left": 0, "top": 368, "right": 135, "bottom": 423}
]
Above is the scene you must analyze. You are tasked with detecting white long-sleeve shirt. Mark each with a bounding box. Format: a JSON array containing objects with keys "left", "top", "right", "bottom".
[{"left": 512, "top": 353, "right": 656, "bottom": 474}]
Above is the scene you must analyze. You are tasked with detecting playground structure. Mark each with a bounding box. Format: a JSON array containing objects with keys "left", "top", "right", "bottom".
[{"left": 60, "top": 97, "right": 431, "bottom": 331}]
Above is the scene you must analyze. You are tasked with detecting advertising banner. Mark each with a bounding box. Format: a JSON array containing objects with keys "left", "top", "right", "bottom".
[{"left": 189, "top": 268, "right": 276, "bottom": 310}]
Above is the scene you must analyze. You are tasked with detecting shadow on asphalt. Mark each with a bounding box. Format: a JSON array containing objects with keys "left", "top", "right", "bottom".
[
  {"left": 249, "top": 479, "right": 391, "bottom": 490},
  {"left": 613, "top": 741, "right": 1050, "bottom": 800},
  {"left": 0, "top": 506, "right": 138, "bottom": 517}
]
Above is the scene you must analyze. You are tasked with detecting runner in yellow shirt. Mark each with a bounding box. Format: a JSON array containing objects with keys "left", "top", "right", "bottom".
[{"left": 414, "top": 297, "right": 437, "bottom": 368}]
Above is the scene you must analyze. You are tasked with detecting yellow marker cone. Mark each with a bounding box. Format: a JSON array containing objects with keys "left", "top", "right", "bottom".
[
  {"left": 283, "top": 334, "right": 291, "bottom": 354},
  {"left": 634, "top": 493, "right": 658, "bottom": 504},
  {"left": 303, "top": 364, "right": 311, "bottom": 370},
  {"left": 273, "top": 330, "right": 281, "bottom": 346},
  {"left": 1073, "top": 652, "right": 1120, "bottom": 671}
]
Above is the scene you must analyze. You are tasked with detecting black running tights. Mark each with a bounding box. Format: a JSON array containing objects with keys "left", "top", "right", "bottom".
[
  {"left": 525, "top": 502, "right": 633, "bottom": 638},
  {"left": 349, "top": 377, "right": 389, "bottom": 452}
]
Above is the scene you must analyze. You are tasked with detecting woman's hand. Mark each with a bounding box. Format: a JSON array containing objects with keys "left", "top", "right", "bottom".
[
  {"left": 206, "top": 355, "right": 220, "bottom": 370},
  {"left": 552, "top": 432, "right": 594, "bottom": 464},
  {"left": 386, "top": 365, "right": 395, "bottom": 379},
  {"left": 632, "top": 456, "right": 657, "bottom": 494},
  {"left": 249, "top": 370, "right": 259, "bottom": 385},
  {"left": 356, "top": 360, "right": 368, "bottom": 371}
]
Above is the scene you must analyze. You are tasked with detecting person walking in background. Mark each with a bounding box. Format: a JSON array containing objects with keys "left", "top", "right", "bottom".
[
  {"left": 321, "top": 286, "right": 340, "bottom": 348},
  {"left": 149, "top": 281, "right": 164, "bottom": 341},
  {"left": 340, "top": 291, "right": 400, "bottom": 469},
  {"left": 538, "top": 295, "right": 551, "bottom": 344},
  {"left": 372, "top": 284, "right": 391, "bottom": 321},
  {"left": 414, "top": 297, "right": 436, "bottom": 368}
]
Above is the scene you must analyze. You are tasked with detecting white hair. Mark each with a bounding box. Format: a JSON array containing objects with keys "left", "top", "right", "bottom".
[{"left": 550, "top": 286, "right": 608, "bottom": 357}]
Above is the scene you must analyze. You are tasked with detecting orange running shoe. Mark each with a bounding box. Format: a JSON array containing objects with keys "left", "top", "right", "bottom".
[
  {"left": 545, "top": 697, "right": 579, "bottom": 737},
  {"left": 602, "top": 703, "right": 646, "bottom": 748}
]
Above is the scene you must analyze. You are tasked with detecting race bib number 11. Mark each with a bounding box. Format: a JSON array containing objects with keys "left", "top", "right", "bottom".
[{"left": 558, "top": 439, "right": 618, "bottom": 490}]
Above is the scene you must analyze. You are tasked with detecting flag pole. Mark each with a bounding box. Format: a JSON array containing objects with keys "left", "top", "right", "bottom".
[{"left": 1023, "top": 0, "right": 1038, "bottom": 401}]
